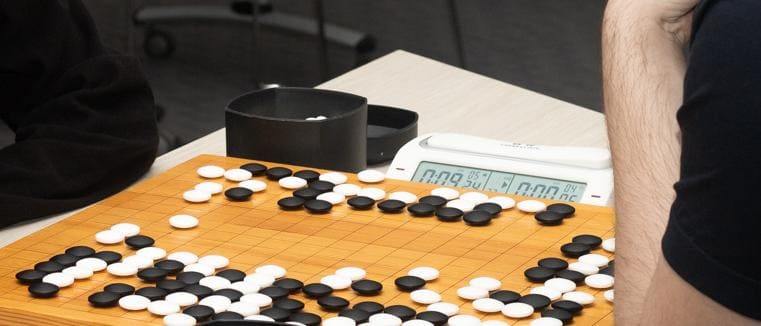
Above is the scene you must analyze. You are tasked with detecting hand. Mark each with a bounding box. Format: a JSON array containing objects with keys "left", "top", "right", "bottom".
[{"left": 606, "top": 0, "right": 701, "bottom": 45}]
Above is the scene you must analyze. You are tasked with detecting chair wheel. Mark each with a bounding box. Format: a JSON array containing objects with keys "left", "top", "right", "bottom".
[{"left": 144, "top": 29, "right": 175, "bottom": 59}]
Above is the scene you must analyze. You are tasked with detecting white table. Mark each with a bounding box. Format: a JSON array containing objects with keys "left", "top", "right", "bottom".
[{"left": 0, "top": 50, "right": 608, "bottom": 247}]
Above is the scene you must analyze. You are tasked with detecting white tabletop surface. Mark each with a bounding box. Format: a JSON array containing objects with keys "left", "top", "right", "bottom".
[{"left": 0, "top": 50, "right": 608, "bottom": 247}]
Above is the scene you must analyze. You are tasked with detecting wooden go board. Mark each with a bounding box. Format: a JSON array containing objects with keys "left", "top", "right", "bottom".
[{"left": 0, "top": 154, "right": 615, "bottom": 325}]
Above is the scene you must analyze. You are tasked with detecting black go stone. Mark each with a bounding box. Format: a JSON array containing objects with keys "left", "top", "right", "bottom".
[
  {"left": 274, "top": 278, "right": 304, "bottom": 294},
  {"left": 294, "top": 170, "right": 320, "bottom": 183},
  {"left": 473, "top": 202, "right": 503, "bottom": 217},
  {"left": 339, "top": 308, "right": 370, "bottom": 323},
  {"left": 125, "top": 235, "right": 155, "bottom": 249},
  {"left": 317, "top": 295, "right": 350, "bottom": 311},
  {"left": 490, "top": 290, "right": 521, "bottom": 304},
  {"left": 560, "top": 242, "right": 591, "bottom": 258},
  {"left": 351, "top": 279, "right": 383, "bottom": 296},
  {"left": 16, "top": 269, "right": 46, "bottom": 284},
  {"left": 211, "top": 311, "right": 244, "bottom": 321},
  {"left": 600, "top": 265, "right": 615, "bottom": 276},
  {"left": 416, "top": 311, "right": 448, "bottom": 326},
  {"left": 184, "top": 304, "right": 215, "bottom": 322},
  {"left": 240, "top": 162, "right": 268, "bottom": 176},
  {"left": 547, "top": 203, "right": 576, "bottom": 218},
  {"left": 418, "top": 195, "right": 448, "bottom": 207},
  {"left": 407, "top": 203, "right": 435, "bottom": 217},
  {"left": 542, "top": 308, "right": 573, "bottom": 324},
  {"left": 519, "top": 294, "right": 552, "bottom": 311},
  {"left": 278, "top": 196, "right": 306, "bottom": 210},
  {"left": 176, "top": 271, "right": 205, "bottom": 285},
  {"left": 34, "top": 261, "right": 63, "bottom": 273},
  {"left": 138, "top": 268, "right": 169, "bottom": 282},
  {"left": 555, "top": 269, "right": 586, "bottom": 284},
  {"left": 572, "top": 234, "right": 603, "bottom": 249},
  {"left": 49, "top": 253, "right": 79, "bottom": 267},
  {"left": 347, "top": 196, "right": 376, "bottom": 210},
  {"left": 552, "top": 300, "right": 584, "bottom": 314},
  {"left": 104, "top": 283, "right": 135, "bottom": 297},
  {"left": 135, "top": 287, "right": 167, "bottom": 301},
  {"left": 308, "top": 180, "right": 334, "bottom": 193},
  {"left": 274, "top": 298, "right": 305, "bottom": 312},
  {"left": 394, "top": 276, "right": 426, "bottom": 292},
  {"left": 92, "top": 251, "right": 122, "bottom": 264},
  {"left": 302, "top": 283, "right": 333, "bottom": 298},
  {"left": 463, "top": 210, "right": 493, "bottom": 226},
  {"left": 289, "top": 312, "right": 322, "bottom": 326},
  {"left": 535, "top": 211, "right": 564, "bottom": 226},
  {"left": 157, "top": 279, "right": 186, "bottom": 293},
  {"left": 524, "top": 266, "right": 556, "bottom": 282},
  {"left": 183, "top": 284, "right": 214, "bottom": 299},
  {"left": 216, "top": 269, "right": 246, "bottom": 283},
  {"left": 214, "top": 289, "right": 244, "bottom": 302},
  {"left": 384, "top": 305, "right": 416, "bottom": 321},
  {"left": 260, "top": 286, "right": 289, "bottom": 301},
  {"left": 260, "top": 307, "right": 291, "bottom": 321},
  {"left": 353, "top": 301, "right": 384, "bottom": 315},
  {"left": 294, "top": 188, "right": 321, "bottom": 201},
  {"left": 304, "top": 199, "right": 332, "bottom": 213},
  {"left": 88, "top": 291, "right": 119, "bottom": 307},
  {"left": 266, "top": 167, "right": 293, "bottom": 180},
  {"left": 65, "top": 246, "right": 95, "bottom": 258},
  {"left": 28, "top": 282, "right": 59, "bottom": 298},
  {"left": 435, "top": 207, "right": 463, "bottom": 222},
  {"left": 378, "top": 199, "right": 407, "bottom": 213},
  {"left": 538, "top": 257, "right": 569, "bottom": 271},
  {"left": 155, "top": 259, "right": 184, "bottom": 275},
  {"left": 225, "top": 187, "right": 254, "bottom": 201}
]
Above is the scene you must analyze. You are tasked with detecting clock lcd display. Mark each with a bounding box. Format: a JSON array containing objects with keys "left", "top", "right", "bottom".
[{"left": 411, "top": 161, "right": 587, "bottom": 202}]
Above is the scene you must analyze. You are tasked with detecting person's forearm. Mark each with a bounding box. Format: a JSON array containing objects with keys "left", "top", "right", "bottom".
[{"left": 602, "top": 3, "right": 685, "bottom": 324}]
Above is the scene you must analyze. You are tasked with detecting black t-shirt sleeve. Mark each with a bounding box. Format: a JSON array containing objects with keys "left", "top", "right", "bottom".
[
  {"left": 662, "top": 0, "right": 761, "bottom": 320},
  {"left": 0, "top": 0, "right": 158, "bottom": 226}
]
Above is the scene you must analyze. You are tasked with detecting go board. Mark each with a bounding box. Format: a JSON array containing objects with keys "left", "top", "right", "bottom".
[{"left": 0, "top": 154, "right": 614, "bottom": 325}]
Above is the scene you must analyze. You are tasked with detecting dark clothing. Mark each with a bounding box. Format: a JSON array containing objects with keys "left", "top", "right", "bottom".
[
  {"left": 663, "top": 0, "right": 761, "bottom": 320},
  {"left": 0, "top": 0, "right": 157, "bottom": 226}
]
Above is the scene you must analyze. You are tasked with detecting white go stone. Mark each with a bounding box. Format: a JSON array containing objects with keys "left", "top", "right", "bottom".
[
  {"left": 369, "top": 313, "right": 402, "bottom": 326},
  {"left": 562, "top": 291, "right": 596, "bottom": 305},
  {"left": 316, "top": 192, "right": 345, "bottom": 204},
  {"left": 165, "top": 292, "right": 198, "bottom": 306},
  {"left": 240, "top": 293, "right": 273, "bottom": 307},
  {"left": 182, "top": 189, "right": 211, "bottom": 203},
  {"left": 604, "top": 289, "right": 614, "bottom": 302},
  {"left": 446, "top": 199, "right": 475, "bottom": 212},
  {"left": 119, "top": 294, "right": 151, "bottom": 310},
  {"left": 408, "top": 266, "right": 439, "bottom": 281},
  {"left": 107, "top": 262, "right": 138, "bottom": 276},
  {"left": 230, "top": 281, "right": 260, "bottom": 294},
  {"left": 530, "top": 317, "right": 563, "bottom": 326},
  {"left": 255, "top": 264, "right": 287, "bottom": 278},
  {"left": 457, "top": 286, "right": 489, "bottom": 300},
  {"left": 137, "top": 247, "right": 167, "bottom": 261},
  {"left": 111, "top": 223, "right": 141, "bottom": 237},
  {"left": 42, "top": 272, "right": 74, "bottom": 287},
  {"left": 198, "top": 255, "right": 229, "bottom": 269},
  {"left": 148, "top": 300, "right": 181, "bottom": 316},
  {"left": 62, "top": 266, "right": 93, "bottom": 279},
  {"left": 200, "top": 276, "right": 232, "bottom": 291},
  {"left": 472, "top": 298, "right": 505, "bottom": 313},
  {"left": 199, "top": 295, "right": 232, "bottom": 313},
  {"left": 567, "top": 262, "right": 599, "bottom": 276},
  {"left": 95, "top": 229, "right": 124, "bottom": 244},
  {"left": 410, "top": 289, "right": 441, "bottom": 304},
  {"left": 169, "top": 214, "right": 199, "bottom": 229},
  {"left": 469, "top": 276, "right": 502, "bottom": 291},
  {"left": 459, "top": 192, "right": 489, "bottom": 204},
  {"left": 244, "top": 273, "right": 275, "bottom": 287},
  {"left": 239, "top": 180, "right": 267, "bottom": 192},
  {"left": 578, "top": 254, "right": 610, "bottom": 268},
  {"left": 224, "top": 168, "right": 253, "bottom": 182},
  {"left": 197, "top": 165, "right": 225, "bottom": 178},
  {"left": 335, "top": 266, "right": 366, "bottom": 281},
  {"left": 321, "top": 274, "right": 352, "bottom": 290},
  {"left": 123, "top": 255, "right": 153, "bottom": 269},
  {"left": 245, "top": 315, "right": 275, "bottom": 322},
  {"left": 320, "top": 172, "right": 348, "bottom": 185},
  {"left": 403, "top": 320, "right": 433, "bottom": 326},
  {"left": 287, "top": 322, "right": 307, "bottom": 326},
  {"left": 333, "top": 183, "right": 361, "bottom": 196},
  {"left": 388, "top": 191, "right": 417, "bottom": 204},
  {"left": 323, "top": 316, "right": 357, "bottom": 326},
  {"left": 228, "top": 301, "right": 260, "bottom": 317},
  {"left": 447, "top": 314, "right": 481, "bottom": 326},
  {"left": 585, "top": 274, "right": 615, "bottom": 289},
  {"left": 431, "top": 187, "right": 459, "bottom": 200},
  {"left": 481, "top": 321, "right": 510, "bottom": 326},
  {"left": 530, "top": 286, "right": 562, "bottom": 301},
  {"left": 76, "top": 257, "right": 107, "bottom": 272},
  {"left": 168, "top": 252, "right": 198, "bottom": 265},
  {"left": 602, "top": 238, "right": 615, "bottom": 252},
  {"left": 357, "top": 170, "right": 385, "bottom": 183},
  {"left": 195, "top": 181, "right": 224, "bottom": 195},
  {"left": 487, "top": 196, "right": 516, "bottom": 209},
  {"left": 183, "top": 263, "right": 215, "bottom": 276},
  {"left": 501, "top": 302, "right": 534, "bottom": 318},
  {"left": 427, "top": 302, "right": 459, "bottom": 316},
  {"left": 163, "top": 313, "right": 196, "bottom": 326},
  {"left": 279, "top": 176, "right": 307, "bottom": 189},
  {"left": 357, "top": 187, "right": 386, "bottom": 200},
  {"left": 516, "top": 200, "right": 546, "bottom": 213},
  {"left": 544, "top": 278, "right": 576, "bottom": 293}
]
